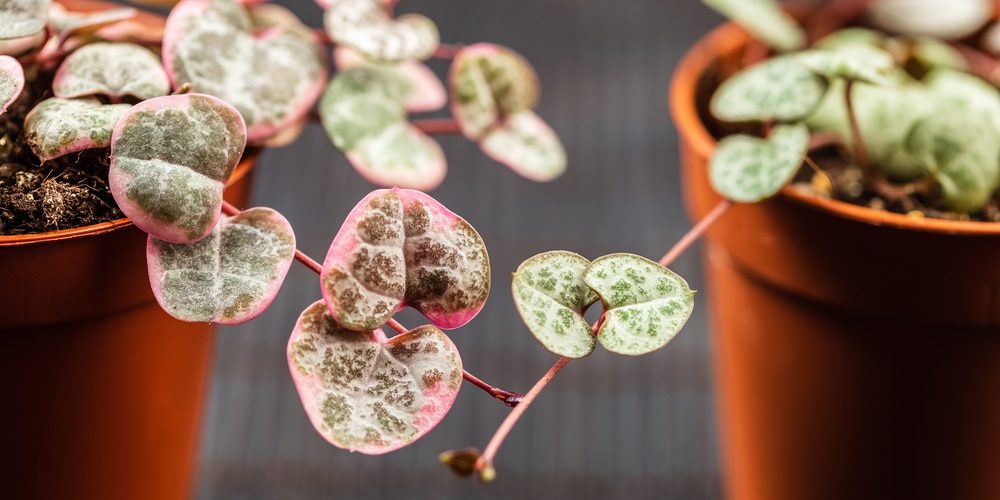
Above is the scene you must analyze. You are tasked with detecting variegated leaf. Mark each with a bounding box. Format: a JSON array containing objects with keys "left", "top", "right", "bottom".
[
  {"left": 335, "top": 46, "right": 446, "bottom": 113},
  {"left": 512, "top": 251, "right": 599, "bottom": 359},
  {"left": 480, "top": 111, "right": 566, "bottom": 182},
  {"left": 711, "top": 54, "right": 828, "bottom": 123},
  {"left": 109, "top": 93, "right": 247, "bottom": 243},
  {"left": 584, "top": 254, "right": 695, "bottom": 356},
  {"left": 701, "top": 0, "right": 805, "bottom": 52},
  {"left": 147, "top": 207, "right": 296, "bottom": 324},
  {"left": 449, "top": 43, "right": 538, "bottom": 140},
  {"left": 0, "top": 0, "right": 50, "bottom": 39},
  {"left": 0, "top": 55, "right": 23, "bottom": 115},
  {"left": 288, "top": 301, "right": 463, "bottom": 454},
  {"left": 54, "top": 42, "right": 170, "bottom": 101},
  {"left": 324, "top": 0, "right": 439, "bottom": 63},
  {"left": 321, "top": 188, "right": 490, "bottom": 331},
  {"left": 24, "top": 97, "right": 131, "bottom": 161},
  {"left": 163, "top": 0, "right": 327, "bottom": 142},
  {"left": 709, "top": 123, "right": 809, "bottom": 203},
  {"left": 796, "top": 46, "right": 897, "bottom": 86}
]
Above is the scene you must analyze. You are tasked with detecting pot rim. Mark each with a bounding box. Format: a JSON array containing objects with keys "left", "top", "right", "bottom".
[
  {"left": 669, "top": 20, "right": 1000, "bottom": 236},
  {"left": 0, "top": 149, "right": 260, "bottom": 247}
]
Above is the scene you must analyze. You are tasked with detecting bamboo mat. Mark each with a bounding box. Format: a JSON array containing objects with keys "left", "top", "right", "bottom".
[{"left": 197, "top": 0, "right": 726, "bottom": 498}]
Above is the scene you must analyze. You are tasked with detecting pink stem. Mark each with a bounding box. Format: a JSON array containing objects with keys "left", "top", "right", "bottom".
[
  {"left": 658, "top": 199, "right": 732, "bottom": 268},
  {"left": 412, "top": 118, "right": 463, "bottom": 135}
]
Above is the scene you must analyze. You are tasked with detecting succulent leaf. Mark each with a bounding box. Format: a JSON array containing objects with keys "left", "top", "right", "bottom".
[
  {"left": 0, "top": 55, "right": 24, "bottom": 115},
  {"left": 796, "top": 46, "right": 897, "bottom": 85},
  {"left": 53, "top": 42, "right": 170, "bottom": 101},
  {"left": 24, "top": 97, "right": 131, "bottom": 161},
  {"left": 147, "top": 207, "right": 296, "bottom": 324},
  {"left": 0, "top": 0, "right": 50, "bottom": 39},
  {"left": 583, "top": 254, "right": 695, "bottom": 357},
  {"left": 709, "top": 123, "right": 809, "bottom": 203},
  {"left": 335, "top": 46, "right": 446, "bottom": 113},
  {"left": 701, "top": 0, "right": 805, "bottom": 52},
  {"left": 479, "top": 111, "right": 566, "bottom": 182},
  {"left": 109, "top": 93, "right": 247, "bottom": 243},
  {"left": 288, "top": 301, "right": 463, "bottom": 454},
  {"left": 163, "top": 0, "right": 327, "bottom": 142},
  {"left": 710, "top": 54, "right": 828, "bottom": 123},
  {"left": 449, "top": 43, "right": 539, "bottom": 140},
  {"left": 324, "top": 0, "right": 439, "bottom": 63},
  {"left": 321, "top": 188, "right": 490, "bottom": 331},
  {"left": 512, "top": 251, "right": 599, "bottom": 359}
]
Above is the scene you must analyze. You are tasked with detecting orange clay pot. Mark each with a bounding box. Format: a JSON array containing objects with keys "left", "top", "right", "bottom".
[
  {"left": 0, "top": 132, "right": 256, "bottom": 500},
  {"left": 671, "top": 21, "right": 1000, "bottom": 500}
]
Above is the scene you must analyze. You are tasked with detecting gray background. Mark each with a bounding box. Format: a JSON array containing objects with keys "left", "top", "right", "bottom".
[{"left": 197, "top": 1, "right": 727, "bottom": 498}]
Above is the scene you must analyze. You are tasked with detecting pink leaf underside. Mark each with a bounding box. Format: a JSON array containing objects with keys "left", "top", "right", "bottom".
[
  {"left": 0, "top": 55, "right": 25, "bottom": 114},
  {"left": 147, "top": 207, "right": 296, "bottom": 325},
  {"left": 95, "top": 19, "right": 166, "bottom": 44},
  {"left": 0, "top": 32, "right": 45, "bottom": 57},
  {"left": 320, "top": 188, "right": 490, "bottom": 332},
  {"left": 287, "top": 300, "right": 463, "bottom": 455},
  {"left": 335, "top": 47, "right": 446, "bottom": 113},
  {"left": 344, "top": 122, "right": 447, "bottom": 191},
  {"left": 109, "top": 93, "right": 247, "bottom": 243},
  {"left": 162, "top": 0, "right": 328, "bottom": 143},
  {"left": 480, "top": 110, "right": 567, "bottom": 182}
]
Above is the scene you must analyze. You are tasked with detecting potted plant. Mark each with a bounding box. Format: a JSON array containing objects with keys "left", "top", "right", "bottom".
[
  {"left": 0, "top": 0, "right": 576, "bottom": 497},
  {"left": 670, "top": 0, "right": 1000, "bottom": 498}
]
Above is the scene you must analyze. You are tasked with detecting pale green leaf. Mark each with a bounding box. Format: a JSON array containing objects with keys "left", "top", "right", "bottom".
[
  {"left": 24, "top": 97, "right": 131, "bottom": 161},
  {"left": 0, "top": 0, "right": 49, "bottom": 39},
  {"left": 512, "top": 251, "right": 600, "bottom": 359},
  {"left": 710, "top": 55, "right": 828, "bottom": 123},
  {"left": 701, "top": 0, "right": 805, "bottom": 52},
  {"left": 709, "top": 123, "right": 809, "bottom": 203},
  {"left": 480, "top": 111, "right": 566, "bottom": 182},
  {"left": 796, "top": 46, "right": 897, "bottom": 85},
  {"left": 583, "top": 254, "right": 695, "bottom": 356}
]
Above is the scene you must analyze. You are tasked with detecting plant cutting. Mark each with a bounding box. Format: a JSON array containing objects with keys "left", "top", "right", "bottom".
[{"left": 671, "top": 0, "right": 1000, "bottom": 498}]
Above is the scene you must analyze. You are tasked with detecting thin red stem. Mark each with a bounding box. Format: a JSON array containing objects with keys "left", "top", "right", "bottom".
[
  {"left": 412, "top": 118, "right": 463, "bottom": 135},
  {"left": 844, "top": 80, "right": 873, "bottom": 182},
  {"left": 475, "top": 356, "right": 571, "bottom": 480},
  {"left": 432, "top": 43, "right": 465, "bottom": 60},
  {"left": 658, "top": 199, "right": 731, "bottom": 268}
]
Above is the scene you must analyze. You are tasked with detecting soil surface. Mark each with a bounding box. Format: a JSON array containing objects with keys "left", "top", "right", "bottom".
[{"left": 0, "top": 64, "right": 122, "bottom": 236}]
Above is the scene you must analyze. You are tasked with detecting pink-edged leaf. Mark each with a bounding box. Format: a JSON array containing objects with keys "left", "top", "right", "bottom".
[
  {"left": 54, "top": 42, "right": 170, "bottom": 101},
  {"left": 24, "top": 97, "right": 131, "bottom": 161},
  {"left": 0, "top": 55, "right": 24, "bottom": 115},
  {"left": 320, "top": 67, "right": 446, "bottom": 189},
  {"left": 335, "top": 46, "right": 446, "bottom": 113},
  {"left": 94, "top": 18, "right": 165, "bottom": 44},
  {"left": 324, "top": 0, "right": 439, "bottom": 63},
  {"left": 0, "top": 0, "right": 50, "bottom": 39},
  {"left": 346, "top": 122, "right": 446, "bottom": 190},
  {"left": 47, "top": 2, "right": 137, "bottom": 47},
  {"left": 288, "top": 300, "right": 463, "bottom": 454},
  {"left": 480, "top": 110, "right": 566, "bottom": 182},
  {"left": 321, "top": 188, "right": 490, "bottom": 331},
  {"left": 110, "top": 93, "right": 247, "bottom": 243},
  {"left": 147, "top": 207, "right": 296, "bottom": 324},
  {"left": 163, "top": 0, "right": 327, "bottom": 143},
  {"left": 0, "top": 31, "right": 44, "bottom": 56},
  {"left": 449, "top": 43, "right": 539, "bottom": 140},
  {"left": 260, "top": 114, "right": 307, "bottom": 148}
]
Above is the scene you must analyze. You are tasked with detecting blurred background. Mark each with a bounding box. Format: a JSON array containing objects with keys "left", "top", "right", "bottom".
[{"left": 197, "top": 0, "right": 728, "bottom": 498}]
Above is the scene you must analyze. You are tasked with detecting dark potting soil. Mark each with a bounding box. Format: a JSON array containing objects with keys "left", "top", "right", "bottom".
[
  {"left": 694, "top": 44, "right": 1000, "bottom": 224},
  {"left": 0, "top": 64, "right": 123, "bottom": 236}
]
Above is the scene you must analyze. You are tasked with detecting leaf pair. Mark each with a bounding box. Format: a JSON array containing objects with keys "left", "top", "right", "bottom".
[{"left": 512, "top": 251, "right": 695, "bottom": 358}]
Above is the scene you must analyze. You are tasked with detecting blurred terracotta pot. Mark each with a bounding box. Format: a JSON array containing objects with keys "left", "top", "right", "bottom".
[
  {"left": 670, "top": 20, "right": 1000, "bottom": 500},
  {"left": 0, "top": 138, "right": 257, "bottom": 499}
]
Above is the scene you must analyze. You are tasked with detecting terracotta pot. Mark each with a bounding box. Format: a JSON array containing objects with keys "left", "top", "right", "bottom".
[
  {"left": 670, "top": 21, "right": 1000, "bottom": 500},
  {"left": 0, "top": 126, "right": 257, "bottom": 500}
]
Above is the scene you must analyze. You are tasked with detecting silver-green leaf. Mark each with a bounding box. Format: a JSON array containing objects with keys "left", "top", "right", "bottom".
[
  {"left": 53, "top": 42, "right": 170, "bottom": 101},
  {"left": 583, "top": 254, "right": 695, "bottom": 357},
  {"left": 709, "top": 123, "right": 809, "bottom": 203},
  {"left": 24, "top": 97, "right": 131, "bottom": 161},
  {"left": 512, "top": 251, "right": 600, "bottom": 359},
  {"left": 0, "top": 0, "right": 49, "bottom": 39},
  {"left": 710, "top": 55, "right": 828, "bottom": 123},
  {"left": 796, "top": 46, "right": 897, "bottom": 86},
  {"left": 701, "top": 0, "right": 805, "bottom": 52}
]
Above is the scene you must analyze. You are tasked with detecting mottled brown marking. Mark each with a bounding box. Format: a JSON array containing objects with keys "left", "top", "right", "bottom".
[
  {"left": 403, "top": 203, "right": 430, "bottom": 236},
  {"left": 356, "top": 211, "right": 399, "bottom": 244},
  {"left": 422, "top": 368, "right": 444, "bottom": 386}
]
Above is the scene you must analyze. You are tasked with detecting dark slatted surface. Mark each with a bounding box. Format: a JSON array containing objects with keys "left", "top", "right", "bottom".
[{"left": 197, "top": 1, "right": 727, "bottom": 498}]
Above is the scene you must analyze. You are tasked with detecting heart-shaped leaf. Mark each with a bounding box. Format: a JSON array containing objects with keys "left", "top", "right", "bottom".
[
  {"left": 512, "top": 251, "right": 600, "bottom": 359},
  {"left": 906, "top": 111, "right": 1000, "bottom": 213},
  {"left": 449, "top": 43, "right": 539, "bottom": 141},
  {"left": 701, "top": 0, "right": 805, "bottom": 52},
  {"left": 24, "top": 97, "right": 132, "bottom": 161},
  {"left": 0, "top": 55, "right": 24, "bottom": 115},
  {"left": 0, "top": 31, "right": 44, "bottom": 57},
  {"left": 324, "top": 0, "right": 439, "bottom": 63},
  {"left": 814, "top": 27, "right": 888, "bottom": 51},
  {"left": 110, "top": 93, "right": 247, "bottom": 243},
  {"left": 163, "top": 0, "right": 327, "bottom": 142},
  {"left": 910, "top": 36, "right": 967, "bottom": 71},
  {"left": 796, "top": 46, "right": 897, "bottom": 86},
  {"left": 0, "top": 0, "right": 50, "bottom": 39},
  {"left": 924, "top": 68, "right": 1000, "bottom": 134},
  {"left": 287, "top": 300, "right": 463, "bottom": 455},
  {"left": 583, "top": 253, "right": 695, "bottom": 356},
  {"left": 479, "top": 110, "right": 567, "bottom": 182},
  {"left": 47, "top": 2, "right": 137, "bottom": 48},
  {"left": 53, "top": 42, "right": 170, "bottom": 101},
  {"left": 321, "top": 67, "right": 446, "bottom": 190},
  {"left": 147, "top": 207, "right": 296, "bottom": 324},
  {"left": 335, "top": 46, "right": 446, "bottom": 113},
  {"left": 711, "top": 54, "right": 828, "bottom": 123},
  {"left": 321, "top": 188, "right": 490, "bottom": 331},
  {"left": 867, "top": 0, "right": 991, "bottom": 40},
  {"left": 709, "top": 123, "right": 809, "bottom": 203}
]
